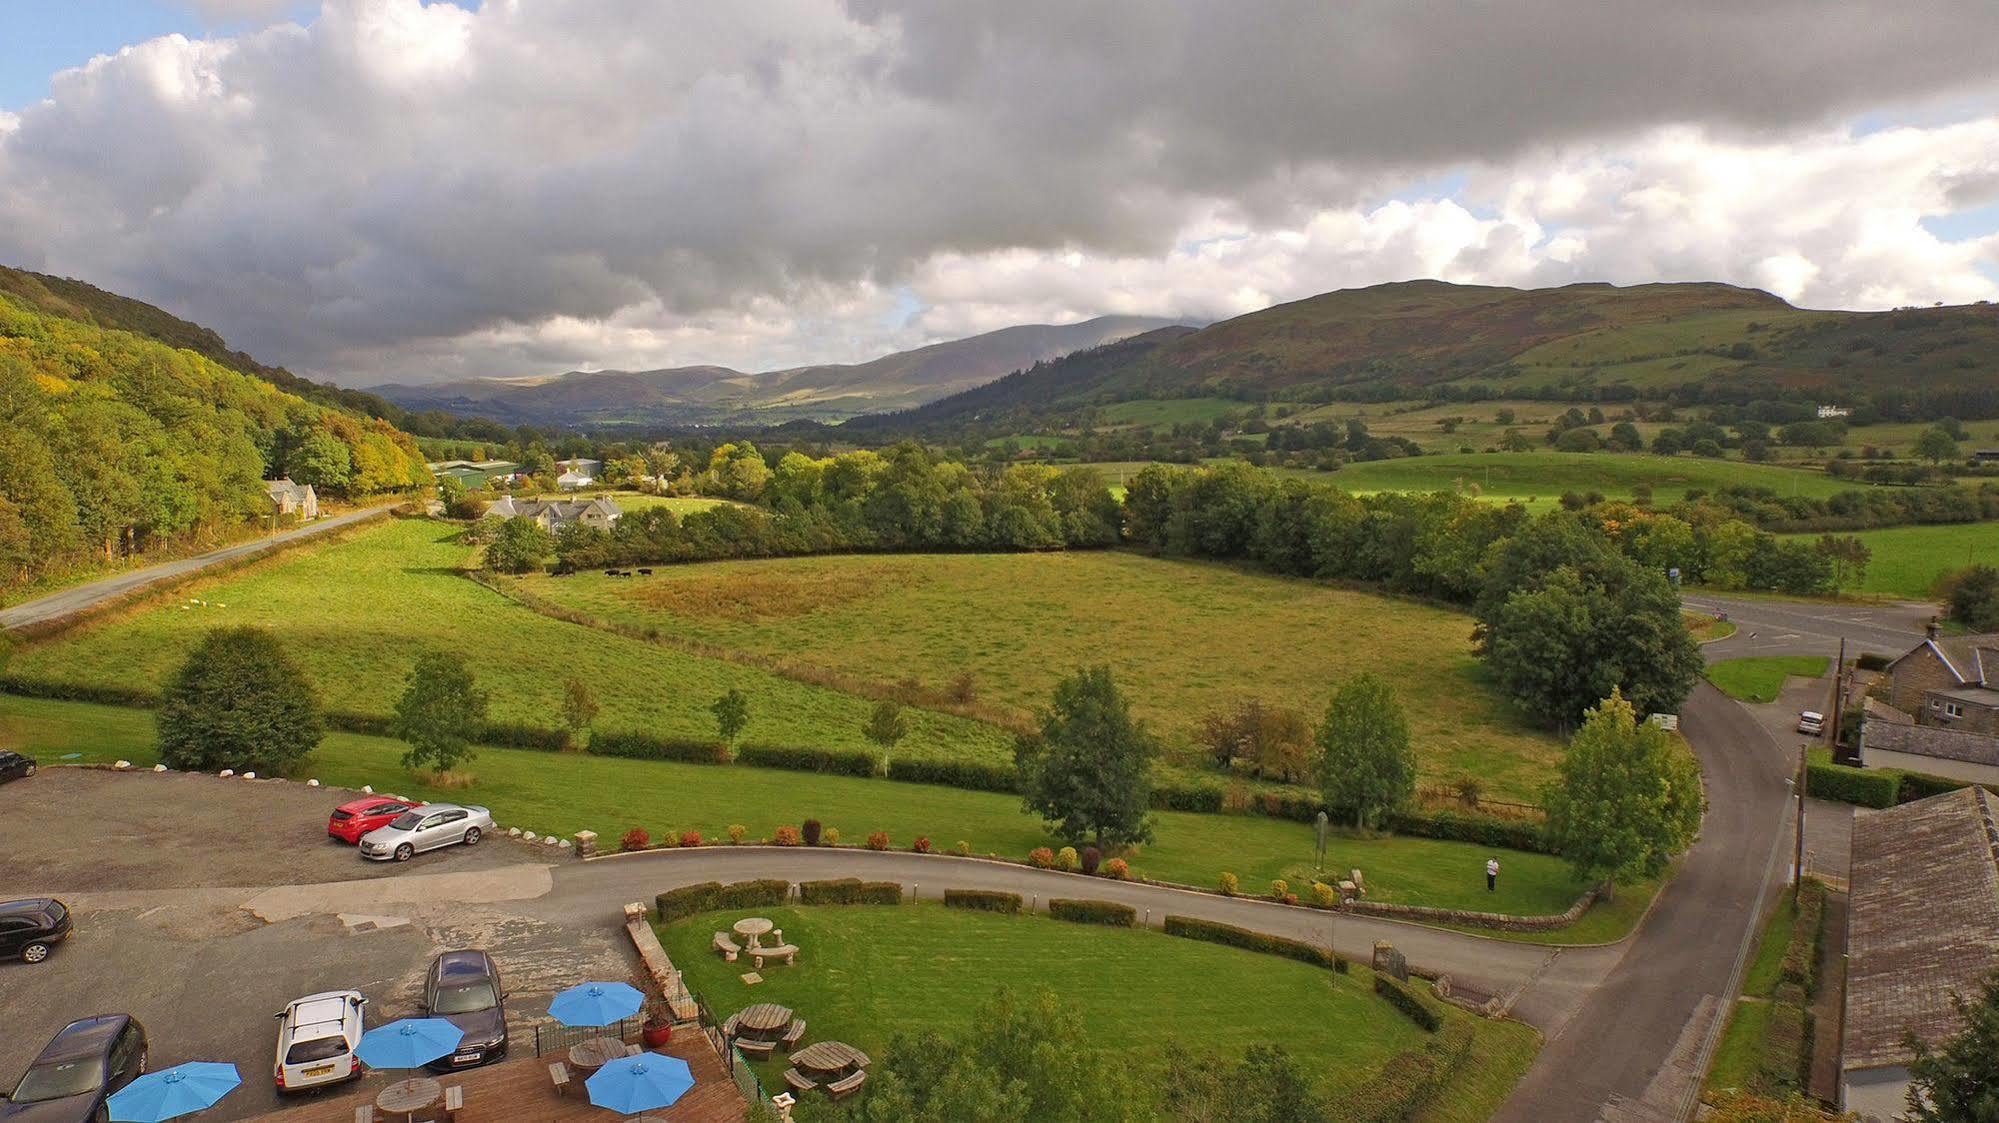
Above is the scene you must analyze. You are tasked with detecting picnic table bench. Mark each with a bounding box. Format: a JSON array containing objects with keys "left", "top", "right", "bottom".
[
  {"left": 781, "top": 1018, "right": 807, "bottom": 1047},
  {"left": 713, "top": 932, "right": 741, "bottom": 961},
  {"left": 737, "top": 1038, "right": 776, "bottom": 1060},
  {"left": 783, "top": 1068, "right": 818, "bottom": 1092},
  {"left": 549, "top": 1061, "right": 571, "bottom": 1097},
  {"left": 828, "top": 1071, "right": 867, "bottom": 1100},
  {"left": 440, "top": 1085, "right": 463, "bottom": 1122},
  {"left": 751, "top": 943, "right": 798, "bottom": 968}
]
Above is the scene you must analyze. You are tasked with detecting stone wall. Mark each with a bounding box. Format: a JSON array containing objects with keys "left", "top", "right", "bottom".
[
  {"left": 1886, "top": 647, "right": 1961, "bottom": 715},
  {"left": 1337, "top": 881, "right": 1607, "bottom": 932}
]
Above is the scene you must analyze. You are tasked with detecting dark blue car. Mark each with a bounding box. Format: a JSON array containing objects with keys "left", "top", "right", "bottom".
[
  {"left": 2, "top": 1015, "right": 147, "bottom": 1122},
  {"left": 0, "top": 751, "right": 34, "bottom": 784}
]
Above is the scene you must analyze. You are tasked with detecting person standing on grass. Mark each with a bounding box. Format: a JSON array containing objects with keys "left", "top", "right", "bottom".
[{"left": 1486, "top": 856, "right": 1499, "bottom": 892}]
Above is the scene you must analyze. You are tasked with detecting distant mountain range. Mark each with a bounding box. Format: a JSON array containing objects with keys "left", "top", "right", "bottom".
[
  {"left": 855, "top": 279, "right": 1999, "bottom": 430},
  {"left": 370, "top": 316, "right": 1202, "bottom": 427}
]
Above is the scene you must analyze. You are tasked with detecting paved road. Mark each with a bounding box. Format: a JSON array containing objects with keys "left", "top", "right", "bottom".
[
  {"left": 0, "top": 506, "right": 389, "bottom": 632},
  {"left": 1685, "top": 592, "right": 1934, "bottom": 661}
]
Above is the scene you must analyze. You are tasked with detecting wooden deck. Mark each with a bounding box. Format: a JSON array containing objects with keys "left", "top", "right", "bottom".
[{"left": 261, "top": 1034, "right": 747, "bottom": 1123}]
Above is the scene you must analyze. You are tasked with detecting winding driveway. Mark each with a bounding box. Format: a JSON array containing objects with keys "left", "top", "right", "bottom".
[{"left": 0, "top": 505, "right": 389, "bottom": 632}]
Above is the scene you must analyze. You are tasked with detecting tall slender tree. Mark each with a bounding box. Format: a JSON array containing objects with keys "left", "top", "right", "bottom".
[
  {"left": 1542, "top": 689, "right": 1703, "bottom": 894},
  {"left": 1316, "top": 674, "right": 1416, "bottom": 829},
  {"left": 1015, "top": 666, "right": 1156, "bottom": 848}
]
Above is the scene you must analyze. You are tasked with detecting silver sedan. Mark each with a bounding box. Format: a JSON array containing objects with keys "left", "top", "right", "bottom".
[{"left": 358, "top": 803, "right": 494, "bottom": 862}]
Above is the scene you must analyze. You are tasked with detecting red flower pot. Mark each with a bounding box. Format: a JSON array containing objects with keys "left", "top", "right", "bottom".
[{"left": 643, "top": 1022, "right": 673, "bottom": 1048}]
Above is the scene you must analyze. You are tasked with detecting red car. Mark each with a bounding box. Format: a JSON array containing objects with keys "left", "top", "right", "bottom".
[{"left": 327, "top": 796, "right": 418, "bottom": 844}]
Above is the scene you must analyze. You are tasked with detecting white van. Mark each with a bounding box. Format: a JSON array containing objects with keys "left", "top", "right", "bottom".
[
  {"left": 1797, "top": 711, "right": 1825, "bottom": 736},
  {"left": 274, "top": 990, "right": 366, "bottom": 1093}
]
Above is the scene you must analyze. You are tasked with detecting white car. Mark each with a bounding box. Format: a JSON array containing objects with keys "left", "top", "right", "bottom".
[
  {"left": 1797, "top": 710, "right": 1825, "bottom": 735},
  {"left": 358, "top": 803, "right": 494, "bottom": 862},
  {"left": 274, "top": 990, "right": 366, "bottom": 1093}
]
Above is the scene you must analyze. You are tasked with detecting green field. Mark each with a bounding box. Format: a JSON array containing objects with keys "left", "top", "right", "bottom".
[
  {"left": 0, "top": 694, "right": 1599, "bottom": 914},
  {"left": 658, "top": 902, "right": 1538, "bottom": 1116},
  {"left": 498, "top": 550, "right": 1565, "bottom": 801},
  {"left": 1705, "top": 657, "right": 1829, "bottom": 704},
  {"left": 1330, "top": 452, "right": 1863, "bottom": 506},
  {"left": 595, "top": 492, "right": 733, "bottom": 514},
  {"left": 1098, "top": 397, "right": 1254, "bottom": 427},
  {"left": 1779, "top": 523, "right": 1999, "bottom": 600},
  {"left": 5, "top": 519, "right": 1013, "bottom": 764}
]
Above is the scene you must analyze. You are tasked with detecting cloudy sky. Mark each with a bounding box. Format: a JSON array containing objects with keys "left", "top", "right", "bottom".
[{"left": 3, "top": 1, "right": 1997, "bottom": 387}]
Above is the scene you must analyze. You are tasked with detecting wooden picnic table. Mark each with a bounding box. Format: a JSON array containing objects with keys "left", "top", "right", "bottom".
[
  {"left": 736, "top": 1002, "right": 793, "bottom": 1037},
  {"left": 789, "top": 1040, "right": 869, "bottom": 1075},
  {"left": 732, "top": 917, "right": 774, "bottom": 947},
  {"left": 374, "top": 1076, "right": 442, "bottom": 1122},
  {"left": 567, "top": 1035, "right": 627, "bottom": 1073}
]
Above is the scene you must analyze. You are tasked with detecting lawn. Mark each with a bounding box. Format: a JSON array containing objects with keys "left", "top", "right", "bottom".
[
  {"left": 1705, "top": 657, "right": 1830, "bottom": 703},
  {"left": 496, "top": 550, "right": 1565, "bottom": 801},
  {"left": 4, "top": 518, "right": 1014, "bottom": 764},
  {"left": 1778, "top": 522, "right": 1999, "bottom": 600},
  {"left": 595, "top": 493, "right": 734, "bottom": 514},
  {"left": 0, "top": 694, "right": 1605, "bottom": 915},
  {"left": 1704, "top": 894, "right": 1809, "bottom": 1100},
  {"left": 656, "top": 902, "right": 1525, "bottom": 1111}
]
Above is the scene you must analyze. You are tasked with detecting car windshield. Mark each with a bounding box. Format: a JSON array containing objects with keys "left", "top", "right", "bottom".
[
  {"left": 433, "top": 982, "right": 497, "bottom": 1014},
  {"left": 11, "top": 1058, "right": 104, "bottom": 1103},
  {"left": 284, "top": 1035, "right": 351, "bottom": 1065},
  {"left": 389, "top": 811, "right": 424, "bottom": 830}
]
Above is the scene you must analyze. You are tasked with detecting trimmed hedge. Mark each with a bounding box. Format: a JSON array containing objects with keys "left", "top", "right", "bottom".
[
  {"left": 1047, "top": 899, "right": 1136, "bottom": 927},
  {"left": 1806, "top": 761, "right": 1898, "bottom": 808},
  {"left": 1150, "top": 780, "right": 1225, "bottom": 812},
  {"left": 887, "top": 757, "right": 1017, "bottom": 792},
  {"left": 717, "top": 878, "right": 790, "bottom": 910},
  {"left": 1896, "top": 770, "right": 1971, "bottom": 803},
  {"left": 942, "top": 889, "right": 1022, "bottom": 914},
  {"left": 1778, "top": 880, "right": 1827, "bottom": 995},
  {"left": 1161, "top": 915, "right": 1349, "bottom": 973},
  {"left": 1373, "top": 975, "right": 1441, "bottom": 1032},
  {"left": 1344, "top": 1021, "right": 1474, "bottom": 1123},
  {"left": 655, "top": 881, "right": 724, "bottom": 922},
  {"left": 589, "top": 729, "right": 724, "bottom": 764},
  {"left": 797, "top": 878, "right": 903, "bottom": 905},
  {"left": 1383, "top": 808, "right": 1552, "bottom": 854},
  {"left": 736, "top": 743, "right": 877, "bottom": 777}
]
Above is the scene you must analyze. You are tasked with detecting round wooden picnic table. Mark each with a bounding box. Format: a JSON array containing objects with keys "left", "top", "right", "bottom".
[
  {"left": 736, "top": 1002, "right": 793, "bottom": 1036},
  {"left": 790, "top": 1040, "right": 869, "bottom": 1074},
  {"left": 732, "top": 917, "right": 775, "bottom": 947},
  {"left": 374, "top": 1076, "right": 442, "bottom": 1122},
  {"left": 567, "top": 1035, "right": 627, "bottom": 1072}
]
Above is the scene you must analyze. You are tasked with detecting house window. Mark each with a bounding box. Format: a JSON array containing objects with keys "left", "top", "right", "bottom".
[{"left": 1943, "top": 702, "right": 1964, "bottom": 718}]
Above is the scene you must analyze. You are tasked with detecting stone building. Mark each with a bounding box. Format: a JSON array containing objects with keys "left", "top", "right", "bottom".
[{"left": 1879, "top": 631, "right": 1999, "bottom": 736}]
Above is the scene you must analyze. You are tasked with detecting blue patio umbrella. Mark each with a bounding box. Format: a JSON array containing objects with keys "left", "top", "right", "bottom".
[
  {"left": 585, "top": 1053, "right": 695, "bottom": 1114},
  {"left": 548, "top": 980, "right": 646, "bottom": 1027},
  {"left": 356, "top": 1018, "right": 463, "bottom": 1070},
  {"left": 106, "top": 1061, "right": 241, "bottom": 1122}
]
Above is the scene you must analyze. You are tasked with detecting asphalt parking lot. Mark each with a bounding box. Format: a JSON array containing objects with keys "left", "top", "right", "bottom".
[{"left": 0, "top": 769, "right": 643, "bottom": 1120}]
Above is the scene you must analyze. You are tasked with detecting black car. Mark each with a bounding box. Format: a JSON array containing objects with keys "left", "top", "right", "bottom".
[
  {"left": 0, "top": 900, "right": 72, "bottom": 965},
  {"left": 422, "top": 950, "right": 508, "bottom": 1070},
  {"left": 0, "top": 751, "right": 34, "bottom": 784},
  {"left": 2, "top": 1015, "right": 147, "bottom": 1123}
]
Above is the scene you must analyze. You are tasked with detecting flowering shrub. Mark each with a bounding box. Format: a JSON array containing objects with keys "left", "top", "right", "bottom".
[
  {"left": 824, "top": 827, "right": 841, "bottom": 846},
  {"left": 727, "top": 824, "right": 747, "bottom": 845},
  {"left": 1080, "top": 846, "right": 1101, "bottom": 875},
  {"left": 1311, "top": 881, "right": 1336, "bottom": 908},
  {"left": 912, "top": 836, "right": 932, "bottom": 853},
  {"left": 1104, "top": 858, "right": 1130, "bottom": 880},
  {"left": 1218, "top": 872, "right": 1239, "bottom": 896},
  {"left": 866, "top": 830, "right": 890, "bottom": 851},
  {"left": 657, "top": 830, "right": 679, "bottom": 849},
  {"left": 678, "top": 829, "right": 702, "bottom": 848},
  {"left": 773, "top": 825, "right": 801, "bottom": 847},
  {"left": 1282, "top": 892, "right": 1299, "bottom": 906},
  {"left": 1269, "top": 879, "right": 1289, "bottom": 901},
  {"left": 954, "top": 840, "right": 972, "bottom": 856},
  {"left": 802, "top": 819, "right": 823, "bottom": 847},
  {"left": 1055, "top": 846, "right": 1078, "bottom": 871},
  {"left": 1027, "top": 847, "right": 1056, "bottom": 869},
  {"left": 620, "top": 827, "right": 650, "bottom": 852}
]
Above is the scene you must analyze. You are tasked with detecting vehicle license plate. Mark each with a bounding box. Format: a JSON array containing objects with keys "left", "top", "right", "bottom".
[{"left": 303, "top": 1064, "right": 334, "bottom": 1077}]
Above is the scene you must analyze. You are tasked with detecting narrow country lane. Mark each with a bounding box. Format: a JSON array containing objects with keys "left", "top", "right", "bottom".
[{"left": 0, "top": 506, "right": 390, "bottom": 632}]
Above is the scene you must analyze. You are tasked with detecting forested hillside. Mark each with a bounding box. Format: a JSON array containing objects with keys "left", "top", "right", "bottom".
[{"left": 0, "top": 291, "right": 429, "bottom": 586}]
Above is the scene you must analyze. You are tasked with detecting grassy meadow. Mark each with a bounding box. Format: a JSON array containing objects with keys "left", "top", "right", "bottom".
[
  {"left": 657, "top": 902, "right": 1537, "bottom": 1116},
  {"left": 5, "top": 518, "right": 1014, "bottom": 763},
  {"left": 1779, "top": 522, "right": 1999, "bottom": 600},
  {"left": 0, "top": 694, "right": 1599, "bottom": 914},
  {"left": 1328, "top": 452, "right": 1866, "bottom": 506},
  {"left": 499, "top": 549, "right": 1565, "bottom": 801},
  {"left": 1704, "top": 657, "right": 1829, "bottom": 704}
]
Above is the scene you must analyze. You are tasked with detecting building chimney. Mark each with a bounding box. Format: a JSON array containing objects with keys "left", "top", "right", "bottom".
[{"left": 1926, "top": 618, "right": 1940, "bottom": 639}]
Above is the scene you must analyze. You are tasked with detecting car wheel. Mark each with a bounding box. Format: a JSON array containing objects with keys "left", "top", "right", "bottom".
[
  {"left": 22, "top": 942, "right": 51, "bottom": 964},
  {"left": 23, "top": 764, "right": 34, "bottom": 776},
  {"left": 463, "top": 827, "right": 481, "bottom": 847},
  {"left": 394, "top": 843, "right": 414, "bottom": 862}
]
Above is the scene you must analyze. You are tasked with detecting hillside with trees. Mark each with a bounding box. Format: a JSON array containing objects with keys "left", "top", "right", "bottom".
[{"left": 0, "top": 290, "right": 430, "bottom": 588}]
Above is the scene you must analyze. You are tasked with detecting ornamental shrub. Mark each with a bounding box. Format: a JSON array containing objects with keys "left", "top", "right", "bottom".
[
  {"left": 1028, "top": 847, "right": 1056, "bottom": 869},
  {"left": 1218, "top": 872, "right": 1239, "bottom": 896},
  {"left": 912, "top": 836, "right": 932, "bottom": 853},
  {"left": 1055, "top": 846, "right": 1078, "bottom": 871},
  {"left": 1311, "top": 881, "right": 1336, "bottom": 908},
  {"left": 773, "top": 825, "right": 802, "bottom": 846},
  {"left": 1104, "top": 858, "right": 1130, "bottom": 880},
  {"left": 802, "top": 818, "right": 823, "bottom": 847},
  {"left": 678, "top": 829, "right": 702, "bottom": 848},
  {"left": 1269, "top": 878, "right": 1289, "bottom": 900},
  {"left": 954, "top": 840, "right": 972, "bottom": 856},
  {"left": 943, "top": 889, "right": 1022, "bottom": 913},
  {"left": 727, "top": 824, "right": 747, "bottom": 845},
  {"left": 867, "top": 830, "right": 890, "bottom": 851},
  {"left": 1080, "top": 846, "right": 1102, "bottom": 875},
  {"left": 1048, "top": 899, "right": 1137, "bottom": 927},
  {"left": 620, "top": 827, "right": 650, "bottom": 852},
  {"left": 824, "top": 827, "right": 841, "bottom": 845},
  {"left": 657, "top": 830, "right": 679, "bottom": 849}
]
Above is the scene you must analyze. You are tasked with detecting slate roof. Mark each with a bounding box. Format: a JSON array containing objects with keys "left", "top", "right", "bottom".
[
  {"left": 265, "top": 478, "right": 314, "bottom": 504},
  {"left": 1864, "top": 721, "right": 1999, "bottom": 768},
  {"left": 1844, "top": 786, "right": 1999, "bottom": 1071},
  {"left": 485, "top": 496, "right": 621, "bottom": 523},
  {"left": 1903, "top": 633, "right": 1999, "bottom": 687}
]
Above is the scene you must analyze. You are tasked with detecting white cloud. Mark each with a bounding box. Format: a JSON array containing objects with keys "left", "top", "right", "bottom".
[{"left": 0, "top": 0, "right": 1995, "bottom": 385}]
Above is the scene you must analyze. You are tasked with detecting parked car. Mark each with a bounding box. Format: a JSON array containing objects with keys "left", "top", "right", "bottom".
[
  {"left": 326, "top": 796, "right": 418, "bottom": 844},
  {"left": 0, "top": 899, "right": 72, "bottom": 965},
  {"left": 273, "top": 990, "right": 367, "bottom": 1093},
  {"left": 358, "top": 804, "right": 493, "bottom": 863},
  {"left": 422, "top": 950, "right": 508, "bottom": 1070},
  {"left": 1797, "top": 710, "right": 1825, "bottom": 736},
  {"left": 2, "top": 1015, "right": 146, "bottom": 1122},
  {"left": 0, "top": 751, "right": 36, "bottom": 784}
]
